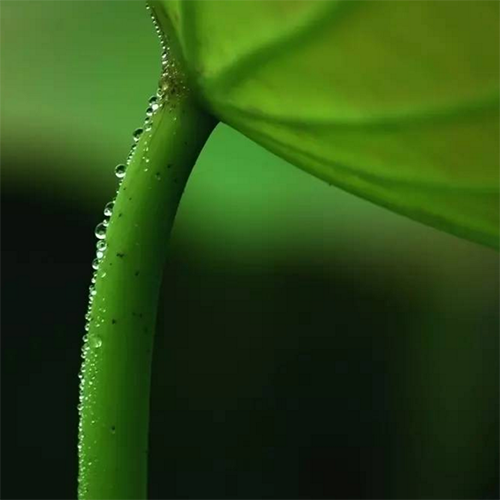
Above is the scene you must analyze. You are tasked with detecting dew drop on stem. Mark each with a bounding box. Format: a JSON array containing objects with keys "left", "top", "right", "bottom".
[
  {"left": 115, "top": 164, "right": 126, "bottom": 179},
  {"left": 96, "top": 240, "right": 107, "bottom": 252},
  {"left": 95, "top": 223, "right": 107, "bottom": 240},
  {"left": 132, "top": 128, "right": 143, "bottom": 142},
  {"left": 92, "top": 336, "right": 103, "bottom": 349},
  {"left": 103, "top": 201, "right": 114, "bottom": 217}
]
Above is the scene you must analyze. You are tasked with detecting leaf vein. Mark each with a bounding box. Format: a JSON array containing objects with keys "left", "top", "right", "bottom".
[{"left": 207, "top": 0, "right": 359, "bottom": 95}]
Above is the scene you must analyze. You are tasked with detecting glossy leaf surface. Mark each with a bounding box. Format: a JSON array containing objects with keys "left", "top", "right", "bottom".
[{"left": 155, "top": 0, "right": 499, "bottom": 248}]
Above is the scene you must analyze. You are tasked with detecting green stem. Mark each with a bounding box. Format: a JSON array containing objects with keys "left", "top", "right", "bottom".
[{"left": 78, "top": 86, "right": 216, "bottom": 498}]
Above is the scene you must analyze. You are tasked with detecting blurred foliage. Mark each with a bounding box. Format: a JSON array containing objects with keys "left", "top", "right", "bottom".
[{"left": 1, "top": 1, "right": 498, "bottom": 499}]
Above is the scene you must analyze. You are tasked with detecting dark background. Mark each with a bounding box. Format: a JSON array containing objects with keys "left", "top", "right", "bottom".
[{"left": 1, "top": 2, "right": 499, "bottom": 499}]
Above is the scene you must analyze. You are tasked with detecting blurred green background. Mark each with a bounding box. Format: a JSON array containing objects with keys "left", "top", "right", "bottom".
[{"left": 1, "top": 2, "right": 498, "bottom": 498}]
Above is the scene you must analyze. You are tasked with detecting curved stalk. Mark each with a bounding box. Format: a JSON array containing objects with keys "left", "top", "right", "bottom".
[{"left": 78, "top": 82, "right": 216, "bottom": 498}]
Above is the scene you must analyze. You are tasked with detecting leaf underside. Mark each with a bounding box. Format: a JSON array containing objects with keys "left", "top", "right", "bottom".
[{"left": 157, "top": 0, "right": 500, "bottom": 248}]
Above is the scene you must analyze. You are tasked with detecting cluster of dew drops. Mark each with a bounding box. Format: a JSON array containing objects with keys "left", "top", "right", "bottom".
[
  {"left": 79, "top": 92, "right": 160, "bottom": 360},
  {"left": 77, "top": 3, "right": 184, "bottom": 492}
]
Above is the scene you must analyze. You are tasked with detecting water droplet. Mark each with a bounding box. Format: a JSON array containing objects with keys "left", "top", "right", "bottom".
[
  {"left": 133, "top": 128, "right": 143, "bottom": 142},
  {"left": 126, "top": 144, "right": 137, "bottom": 165},
  {"left": 96, "top": 250, "right": 104, "bottom": 260},
  {"left": 84, "top": 323, "right": 90, "bottom": 332},
  {"left": 95, "top": 223, "right": 107, "bottom": 239},
  {"left": 92, "top": 336, "right": 103, "bottom": 349},
  {"left": 115, "top": 164, "right": 126, "bottom": 179},
  {"left": 96, "top": 240, "right": 107, "bottom": 252},
  {"left": 92, "top": 258, "right": 100, "bottom": 270},
  {"left": 146, "top": 107, "right": 154, "bottom": 117},
  {"left": 150, "top": 102, "right": 159, "bottom": 112},
  {"left": 149, "top": 95, "right": 158, "bottom": 105},
  {"left": 103, "top": 202, "right": 114, "bottom": 217}
]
